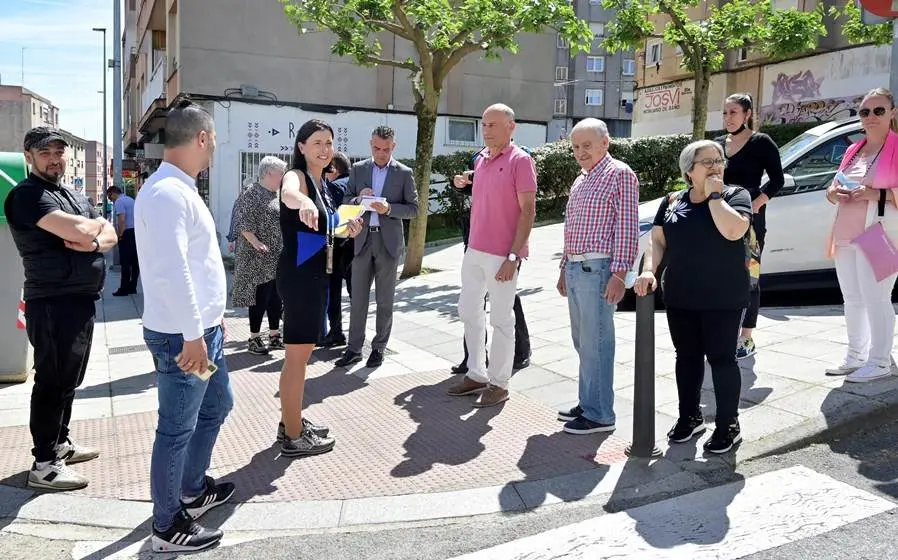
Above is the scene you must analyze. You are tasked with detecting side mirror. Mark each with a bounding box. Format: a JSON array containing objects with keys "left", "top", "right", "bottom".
[{"left": 783, "top": 174, "right": 796, "bottom": 188}]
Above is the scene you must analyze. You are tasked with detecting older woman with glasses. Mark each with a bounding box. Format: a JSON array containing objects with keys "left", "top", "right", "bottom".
[
  {"left": 231, "top": 156, "right": 288, "bottom": 355},
  {"left": 635, "top": 140, "right": 752, "bottom": 454}
]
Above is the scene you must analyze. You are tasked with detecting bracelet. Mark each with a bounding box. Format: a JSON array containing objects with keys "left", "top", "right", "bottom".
[{"left": 611, "top": 274, "right": 626, "bottom": 285}]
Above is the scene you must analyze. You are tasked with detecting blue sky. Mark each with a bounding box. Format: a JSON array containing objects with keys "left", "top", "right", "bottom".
[{"left": 0, "top": 0, "right": 115, "bottom": 144}]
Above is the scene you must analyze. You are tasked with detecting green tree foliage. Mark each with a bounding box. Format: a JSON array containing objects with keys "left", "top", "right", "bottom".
[
  {"left": 602, "top": 0, "right": 826, "bottom": 139},
  {"left": 280, "top": 0, "right": 592, "bottom": 277},
  {"left": 830, "top": 2, "right": 894, "bottom": 46}
]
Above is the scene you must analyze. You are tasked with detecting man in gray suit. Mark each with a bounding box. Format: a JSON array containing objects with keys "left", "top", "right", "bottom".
[{"left": 335, "top": 126, "right": 419, "bottom": 368}]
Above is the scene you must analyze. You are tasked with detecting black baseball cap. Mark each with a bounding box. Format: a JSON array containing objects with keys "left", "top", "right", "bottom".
[{"left": 24, "top": 127, "right": 69, "bottom": 151}]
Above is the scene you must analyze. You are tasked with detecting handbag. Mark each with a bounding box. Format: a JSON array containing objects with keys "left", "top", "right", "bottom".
[{"left": 852, "top": 190, "right": 898, "bottom": 282}]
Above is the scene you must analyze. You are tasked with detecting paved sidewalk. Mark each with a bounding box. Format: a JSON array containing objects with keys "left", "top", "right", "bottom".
[{"left": 1, "top": 222, "right": 898, "bottom": 539}]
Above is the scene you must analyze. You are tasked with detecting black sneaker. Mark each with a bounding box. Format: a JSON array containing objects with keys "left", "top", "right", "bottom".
[
  {"left": 366, "top": 349, "right": 384, "bottom": 368},
  {"left": 277, "top": 419, "right": 329, "bottom": 442},
  {"left": 317, "top": 331, "right": 347, "bottom": 348},
  {"left": 335, "top": 350, "right": 362, "bottom": 367},
  {"left": 557, "top": 405, "right": 583, "bottom": 422},
  {"left": 182, "top": 475, "right": 236, "bottom": 520},
  {"left": 703, "top": 423, "right": 743, "bottom": 454},
  {"left": 563, "top": 416, "right": 616, "bottom": 435},
  {"left": 513, "top": 353, "right": 531, "bottom": 371},
  {"left": 268, "top": 333, "right": 285, "bottom": 351},
  {"left": 247, "top": 336, "right": 269, "bottom": 355},
  {"left": 450, "top": 362, "right": 469, "bottom": 374},
  {"left": 668, "top": 416, "right": 707, "bottom": 443},
  {"left": 151, "top": 509, "right": 223, "bottom": 553},
  {"left": 280, "top": 429, "right": 336, "bottom": 457}
]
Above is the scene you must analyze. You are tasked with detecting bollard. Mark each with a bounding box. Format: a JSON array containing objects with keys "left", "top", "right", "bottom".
[{"left": 625, "top": 289, "right": 662, "bottom": 458}]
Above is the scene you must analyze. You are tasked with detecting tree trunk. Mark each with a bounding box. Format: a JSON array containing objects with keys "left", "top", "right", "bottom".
[
  {"left": 401, "top": 98, "right": 439, "bottom": 278},
  {"left": 691, "top": 65, "right": 711, "bottom": 141}
]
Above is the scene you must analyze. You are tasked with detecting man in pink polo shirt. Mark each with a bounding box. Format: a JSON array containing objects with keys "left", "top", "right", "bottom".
[{"left": 448, "top": 103, "right": 538, "bottom": 408}]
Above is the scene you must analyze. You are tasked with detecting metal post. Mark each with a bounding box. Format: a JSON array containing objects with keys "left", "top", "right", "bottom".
[
  {"left": 94, "top": 27, "right": 109, "bottom": 217},
  {"left": 891, "top": 20, "right": 898, "bottom": 96},
  {"left": 112, "top": 0, "right": 123, "bottom": 191},
  {"left": 20, "top": 47, "right": 25, "bottom": 87},
  {"left": 625, "top": 289, "right": 662, "bottom": 459}
]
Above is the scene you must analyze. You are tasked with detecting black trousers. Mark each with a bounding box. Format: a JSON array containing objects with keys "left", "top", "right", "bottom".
[
  {"left": 327, "top": 243, "right": 353, "bottom": 335},
  {"left": 26, "top": 296, "right": 96, "bottom": 462},
  {"left": 118, "top": 228, "right": 140, "bottom": 292},
  {"left": 666, "top": 308, "right": 744, "bottom": 428},
  {"left": 248, "top": 279, "right": 282, "bottom": 333},
  {"left": 743, "top": 214, "right": 766, "bottom": 330}
]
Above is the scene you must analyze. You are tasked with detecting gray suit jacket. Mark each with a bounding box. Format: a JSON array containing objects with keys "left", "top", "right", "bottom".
[{"left": 344, "top": 158, "right": 419, "bottom": 258}]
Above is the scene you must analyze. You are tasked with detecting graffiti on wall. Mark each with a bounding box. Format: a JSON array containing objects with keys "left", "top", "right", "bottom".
[
  {"left": 771, "top": 70, "right": 824, "bottom": 104},
  {"left": 641, "top": 83, "right": 692, "bottom": 115},
  {"left": 761, "top": 94, "right": 864, "bottom": 125}
]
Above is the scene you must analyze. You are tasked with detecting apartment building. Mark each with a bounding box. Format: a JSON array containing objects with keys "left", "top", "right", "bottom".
[
  {"left": 85, "top": 141, "right": 113, "bottom": 205},
  {"left": 631, "top": 0, "right": 891, "bottom": 136},
  {"left": 0, "top": 85, "right": 60, "bottom": 153},
  {"left": 549, "top": 0, "right": 636, "bottom": 140},
  {"left": 59, "top": 130, "right": 87, "bottom": 194},
  {"left": 122, "top": 0, "right": 562, "bottom": 242}
]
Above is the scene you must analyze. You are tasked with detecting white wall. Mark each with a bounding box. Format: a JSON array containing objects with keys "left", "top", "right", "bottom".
[{"left": 208, "top": 101, "right": 547, "bottom": 248}]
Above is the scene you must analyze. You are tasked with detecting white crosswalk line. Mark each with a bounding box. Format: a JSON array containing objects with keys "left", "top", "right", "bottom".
[{"left": 451, "top": 466, "right": 896, "bottom": 560}]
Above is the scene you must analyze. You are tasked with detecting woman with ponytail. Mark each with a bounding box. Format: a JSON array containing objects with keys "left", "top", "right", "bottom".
[
  {"left": 716, "top": 93, "right": 784, "bottom": 360},
  {"left": 824, "top": 88, "right": 898, "bottom": 383}
]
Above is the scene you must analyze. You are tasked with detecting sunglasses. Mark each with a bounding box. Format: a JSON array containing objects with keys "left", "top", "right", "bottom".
[
  {"left": 859, "top": 106, "right": 889, "bottom": 118},
  {"left": 695, "top": 158, "right": 726, "bottom": 168}
]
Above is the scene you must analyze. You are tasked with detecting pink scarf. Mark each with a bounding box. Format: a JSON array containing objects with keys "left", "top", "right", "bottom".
[{"left": 839, "top": 129, "right": 898, "bottom": 189}]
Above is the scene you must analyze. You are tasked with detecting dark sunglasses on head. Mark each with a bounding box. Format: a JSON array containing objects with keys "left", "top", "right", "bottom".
[{"left": 859, "top": 106, "right": 888, "bottom": 118}]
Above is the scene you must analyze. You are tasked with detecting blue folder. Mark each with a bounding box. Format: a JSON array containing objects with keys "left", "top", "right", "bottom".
[{"left": 296, "top": 231, "right": 326, "bottom": 266}]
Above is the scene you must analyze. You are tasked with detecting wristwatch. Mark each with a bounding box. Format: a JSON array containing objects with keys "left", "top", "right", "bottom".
[
  {"left": 507, "top": 252, "right": 518, "bottom": 262},
  {"left": 91, "top": 238, "right": 100, "bottom": 252},
  {"left": 709, "top": 192, "right": 723, "bottom": 200}
]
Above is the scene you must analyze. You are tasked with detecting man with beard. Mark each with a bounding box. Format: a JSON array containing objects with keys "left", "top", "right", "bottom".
[
  {"left": 5, "top": 127, "right": 118, "bottom": 490},
  {"left": 136, "top": 100, "right": 234, "bottom": 552}
]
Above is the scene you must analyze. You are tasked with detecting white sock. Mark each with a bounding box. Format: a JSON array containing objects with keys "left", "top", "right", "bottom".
[
  {"left": 249, "top": 332, "right": 261, "bottom": 339},
  {"left": 182, "top": 494, "right": 201, "bottom": 503},
  {"left": 269, "top": 329, "right": 280, "bottom": 337},
  {"left": 34, "top": 460, "right": 52, "bottom": 470}
]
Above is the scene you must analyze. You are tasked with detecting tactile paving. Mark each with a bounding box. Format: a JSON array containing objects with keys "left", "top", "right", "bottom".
[{"left": 0, "top": 317, "right": 629, "bottom": 502}]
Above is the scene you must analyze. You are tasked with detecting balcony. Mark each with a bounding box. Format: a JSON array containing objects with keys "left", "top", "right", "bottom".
[{"left": 141, "top": 57, "right": 166, "bottom": 117}]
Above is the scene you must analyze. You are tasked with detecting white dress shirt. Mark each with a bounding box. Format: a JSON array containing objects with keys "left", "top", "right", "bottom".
[{"left": 135, "top": 161, "right": 226, "bottom": 341}]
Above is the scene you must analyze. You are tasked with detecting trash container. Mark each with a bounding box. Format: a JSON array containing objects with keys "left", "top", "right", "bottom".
[{"left": 0, "top": 152, "right": 31, "bottom": 383}]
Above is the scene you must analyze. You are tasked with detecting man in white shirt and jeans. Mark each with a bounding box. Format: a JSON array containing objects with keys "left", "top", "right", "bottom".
[{"left": 135, "top": 100, "right": 234, "bottom": 553}]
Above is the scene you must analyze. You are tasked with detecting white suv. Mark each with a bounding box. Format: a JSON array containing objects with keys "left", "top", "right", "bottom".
[{"left": 624, "top": 118, "right": 865, "bottom": 307}]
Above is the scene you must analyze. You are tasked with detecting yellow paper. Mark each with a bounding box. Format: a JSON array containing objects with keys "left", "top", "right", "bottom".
[{"left": 334, "top": 204, "right": 365, "bottom": 238}]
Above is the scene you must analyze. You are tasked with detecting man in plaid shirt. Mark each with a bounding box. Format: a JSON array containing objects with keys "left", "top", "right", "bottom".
[{"left": 555, "top": 118, "right": 639, "bottom": 435}]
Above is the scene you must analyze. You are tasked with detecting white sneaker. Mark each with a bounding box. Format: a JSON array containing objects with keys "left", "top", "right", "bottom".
[
  {"left": 28, "top": 459, "right": 88, "bottom": 490},
  {"left": 825, "top": 357, "right": 866, "bottom": 376},
  {"left": 55, "top": 437, "right": 100, "bottom": 464},
  {"left": 845, "top": 363, "right": 893, "bottom": 383}
]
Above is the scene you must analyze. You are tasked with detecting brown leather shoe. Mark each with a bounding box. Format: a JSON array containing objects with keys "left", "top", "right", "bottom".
[
  {"left": 473, "top": 386, "right": 509, "bottom": 408},
  {"left": 447, "top": 377, "right": 488, "bottom": 396}
]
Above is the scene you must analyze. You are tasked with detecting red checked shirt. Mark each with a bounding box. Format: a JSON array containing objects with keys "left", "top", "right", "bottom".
[{"left": 562, "top": 153, "right": 640, "bottom": 273}]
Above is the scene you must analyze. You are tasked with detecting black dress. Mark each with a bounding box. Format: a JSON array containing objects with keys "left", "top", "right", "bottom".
[{"left": 277, "top": 170, "right": 336, "bottom": 344}]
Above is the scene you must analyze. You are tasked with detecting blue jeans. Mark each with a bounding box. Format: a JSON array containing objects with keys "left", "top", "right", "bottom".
[
  {"left": 565, "top": 258, "right": 616, "bottom": 425},
  {"left": 146, "top": 325, "right": 233, "bottom": 531}
]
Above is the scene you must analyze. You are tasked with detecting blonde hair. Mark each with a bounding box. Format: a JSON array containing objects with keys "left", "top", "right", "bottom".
[{"left": 863, "top": 87, "right": 898, "bottom": 133}]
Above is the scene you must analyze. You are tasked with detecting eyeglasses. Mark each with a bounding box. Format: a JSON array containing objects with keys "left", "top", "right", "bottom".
[
  {"left": 859, "top": 106, "right": 889, "bottom": 118},
  {"left": 695, "top": 158, "right": 726, "bottom": 168}
]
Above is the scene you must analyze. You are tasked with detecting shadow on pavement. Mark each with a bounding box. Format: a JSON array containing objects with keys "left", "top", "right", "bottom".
[
  {"left": 391, "top": 377, "right": 501, "bottom": 477},
  {"left": 77, "top": 370, "right": 157, "bottom": 398}
]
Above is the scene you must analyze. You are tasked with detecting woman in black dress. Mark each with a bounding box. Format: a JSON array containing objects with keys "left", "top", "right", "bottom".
[
  {"left": 276, "top": 119, "right": 362, "bottom": 457},
  {"left": 717, "top": 93, "right": 784, "bottom": 360}
]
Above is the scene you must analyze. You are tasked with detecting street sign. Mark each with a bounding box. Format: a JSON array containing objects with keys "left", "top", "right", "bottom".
[{"left": 858, "top": 0, "right": 898, "bottom": 18}]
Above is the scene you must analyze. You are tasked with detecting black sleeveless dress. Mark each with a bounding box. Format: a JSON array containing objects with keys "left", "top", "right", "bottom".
[{"left": 277, "top": 170, "right": 336, "bottom": 344}]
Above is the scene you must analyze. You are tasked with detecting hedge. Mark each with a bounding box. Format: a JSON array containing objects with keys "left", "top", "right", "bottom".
[{"left": 705, "top": 121, "right": 822, "bottom": 147}]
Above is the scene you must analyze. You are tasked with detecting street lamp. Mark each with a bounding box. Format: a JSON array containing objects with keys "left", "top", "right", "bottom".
[{"left": 92, "top": 27, "right": 108, "bottom": 218}]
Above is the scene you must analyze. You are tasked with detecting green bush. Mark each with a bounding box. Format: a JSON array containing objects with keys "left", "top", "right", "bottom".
[{"left": 705, "top": 121, "right": 823, "bottom": 147}]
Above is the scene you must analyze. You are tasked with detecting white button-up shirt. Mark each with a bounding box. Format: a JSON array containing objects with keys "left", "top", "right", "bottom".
[{"left": 135, "top": 161, "right": 226, "bottom": 341}]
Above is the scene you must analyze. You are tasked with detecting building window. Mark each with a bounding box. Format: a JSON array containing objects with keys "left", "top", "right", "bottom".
[
  {"left": 585, "top": 89, "right": 604, "bottom": 106},
  {"left": 675, "top": 44, "right": 684, "bottom": 57},
  {"left": 621, "top": 91, "right": 635, "bottom": 113},
  {"left": 622, "top": 59, "right": 636, "bottom": 76},
  {"left": 554, "top": 98, "right": 568, "bottom": 115},
  {"left": 446, "top": 118, "right": 478, "bottom": 146},
  {"left": 586, "top": 56, "right": 605, "bottom": 73},
  {"left": 648, "top": 43, "right": 662, "bottom": 65},
  {"left": 589, "top": 23, "right": 605, "bottom": 39},
  {"left": 555, "top": 66, "right": 569, "bottom": 82},
  {"left": 32, "top": 102, "right": 35, "bottom": 115},
  {"left": 737, "top": 47, "right": 749, "bottom": 62},
  {"left": 557, "top": 35, "right": 569, "bottom": 49}
]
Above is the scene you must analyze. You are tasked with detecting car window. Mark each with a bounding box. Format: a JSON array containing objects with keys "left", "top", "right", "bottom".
[{"left": 780, "top": 131, "right": 865, "bottom": 196}]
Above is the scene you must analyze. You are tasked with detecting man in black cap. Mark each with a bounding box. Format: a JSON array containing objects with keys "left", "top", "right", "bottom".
[{"left": 4, "top": 127, "right": 118, "bottom": 491}]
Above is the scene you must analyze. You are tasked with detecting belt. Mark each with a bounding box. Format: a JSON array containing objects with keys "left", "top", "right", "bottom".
[
  {"left": 567, "top": 252, "right": 610, "bottom": 262},
  {"left": 368, "top": 226, "right": 381, "bottom": 232}
]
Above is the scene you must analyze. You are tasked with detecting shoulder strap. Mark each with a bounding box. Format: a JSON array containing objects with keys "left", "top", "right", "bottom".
[{"left": 879, "top": 189, "right": 887, "bottom": 218}]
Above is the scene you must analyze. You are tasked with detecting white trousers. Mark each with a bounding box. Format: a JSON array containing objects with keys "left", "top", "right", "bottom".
[
  {"left": 834, "top": 245, "right": 898, "bottom": 367},
  {"left": 458, "top": 249, "right": 518, "bottom": 388}
]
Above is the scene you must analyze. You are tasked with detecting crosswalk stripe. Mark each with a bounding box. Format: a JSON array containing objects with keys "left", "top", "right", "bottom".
[{"left": 451, "top": 466, "right": 896, "bottom": 560}]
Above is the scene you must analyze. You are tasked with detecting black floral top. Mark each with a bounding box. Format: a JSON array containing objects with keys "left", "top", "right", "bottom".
[{"left": 231, "top": 183, "right": 283, "bottom": 308}]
